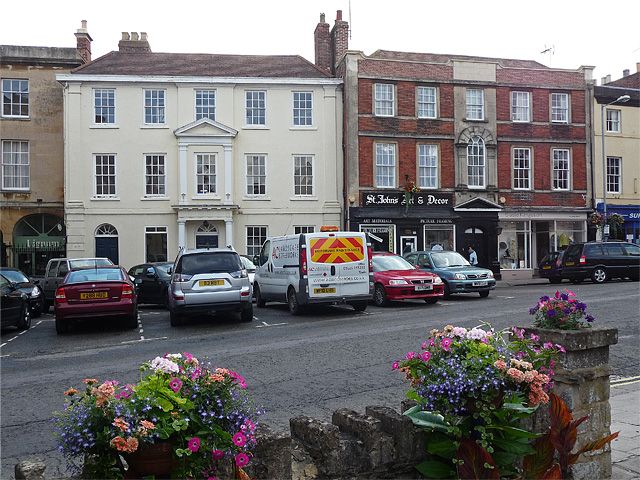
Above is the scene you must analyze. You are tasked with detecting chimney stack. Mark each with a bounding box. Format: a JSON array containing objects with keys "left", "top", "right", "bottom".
[
  {"left": 637, "top": 62, "right": 640, "bottom": 73},
  {"left": 118, "top": 31, "right": 152, "bottom": 53},
  {"left": 330, "top": 10, "right": 349, "bottom": 71},
  {"left": 623, "top": 69, "right": 630, "bottom": 77},
  {"left": 605, "top": 74, "right": 611, "bottom": 84},
  {"left": 75, "top": 20, "right": 92, "bottom": 64},
  {"left": 314, "top": 13, "right": 331, "bottom": 73}
]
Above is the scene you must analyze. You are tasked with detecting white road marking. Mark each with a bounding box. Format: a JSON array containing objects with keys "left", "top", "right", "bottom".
[
  {"left": 611, "top": 375, "right": 640, "bottom": 384},
  {"left": 0, "top": 354, "right": 10, "bottom": 358},
  {"left": 0, "top": 320, "right": 43, "bottom": 349},
  {"left": 120, "top": 336, "right": 168, "bottom": 344},
  {"left": 612, "top": 378, "right": 640, "bottom": 387},
  {"left": 256, "top": 321, "right": 288, "bottom": 328},
  {"left": 497, "top": 296, "right": 516, "bottom": 299}
]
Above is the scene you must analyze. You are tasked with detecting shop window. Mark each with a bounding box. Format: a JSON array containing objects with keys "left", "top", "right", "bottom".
[
  {"left": 498, "top": 221, "right": 530, "bottom": 269},
  {"left": 424, "top": 225, "right": 454, "bottom": 251},
  {"left": 550, "top": 221, "right": 584, "bottom": 251},
  {"left": 360, "top": 225, "right": 396, "bottom": 253}
]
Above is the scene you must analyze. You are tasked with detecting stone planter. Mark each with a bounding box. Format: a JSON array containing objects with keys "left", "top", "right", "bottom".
[{"left": 520, "top": 326, "right": 618, "bottom": 480}]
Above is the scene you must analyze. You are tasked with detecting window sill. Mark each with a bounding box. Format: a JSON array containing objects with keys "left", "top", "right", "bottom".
[
  {"left": 551, "top": 121, "right": 569, "bottom": 125},
  {"left": 289, "top": 196, "right": 318, "bottom": 201},
  {"left": 468, "top": 186, "right": 486, "bottom": 190},
  {"left": 242, "top": 125, "right": 269, "bottom": 130},
  {"left": 243, "top": 196, "right": 271, "bottom": 201},
  {"left": 374, "top": 114, "right": 395, "bottom": 118},
  {"left": 1, "top": 189, "right": 30, "bottom": 193},
  {"left": 417, "top": 116, "right": 438, "bottom": 120},
  {"left": 91, "top": 196, "right": 120, "bottom": 201},
  {"left": 511, "top": 120, "right": 531, "bottom": 124},
  {"left": 90, "top": 124, "right": 119, "bottom": 129},
  {"left": 141, "top": 196, "right": 170, "bottom": 201},
  {"left": 191, "top": 195, "right": 221, "bottom": 200},
  {"left": 373, "top": 186, "right": 398, "bottom": 190},
  {"left": 463, "top": 118, "right": 487, "bottom": 123},
  {"left": 551, "top": 189, "right": 571, "bottom": 193},
  {"left": 0, "top": 115, "right": 30, "bottom": 120},
  {"left": 140, "top": 125, "right": 169, "bottom": 129},
  {"left": 289, "top": 126, "right": 317, "bottom": 131},
  {"left": 605, "top": 130, "right": 621, "bottom": 134}
]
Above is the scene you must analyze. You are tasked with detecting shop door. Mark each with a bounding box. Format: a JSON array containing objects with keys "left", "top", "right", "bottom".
[
  {"left": 463, "top": 227, "right": 486, "bottom": 267},
  {"left": 400, "top": 236, "right": 418, "bottom": 256},
  {"left": 96, "top": 237, "right": 119, "bottom": 264}
]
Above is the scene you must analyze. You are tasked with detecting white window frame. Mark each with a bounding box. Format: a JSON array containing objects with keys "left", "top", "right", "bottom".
[
  {"left": 374, "top": 143, "right": 397, "bottom": 188},
  {"left": 606, "top": 156, "right": 622, "bottom": 194},
  {"left": 93, "top": 154, "right": 117, "bottom": 198},
  {"left": 195, "top": 89, "right": 216, "bottom": 121},
  {"left": 293, "top": 155, "right": 314, "bottom": 196},
  {"left": 552, "top": 148, "right": 571, "bottom": 191},
  {"left": 246, "top": 226, "right": 268, "bottom": 257},
  {"left": 144, "top": 226, "right": 168, "bottom": 263},
  {"left": 417, "top": 86, "right": 437, "bottom": 119},
  {"left": 294, "top": 226, "right": 315, "bottom": 234},
  {"left": 195, "top": 153, "right": 217, "bottom": 195},
  {"left": 511, "top": 91, "right": 531, "bottom": 122},
  {"left": 551, "top": 93, "right": 569, "bottom": 123},
  {"left": 1, "top": 140, "right": 29, "bottom": 191},
  {"left": 606, "top": 109, "right": 621, "bottom": 133},
  {"left": 293, "top": 91, "right": 313, "bottom": 126},
  {"left": 246, "top": 154, "right": 267, "bottom": 196},
  {"left": 466, "top": 88, "right": 484, "bottom": 120},
  {"left": 143, "top": 89, "right": 166, "bottom": 125},
  {"left": 93, "top": 89, "right": 116, "bottom": 124},
  {"left": 374, "top": 83, "right": 395, "bottom": 117},
  {"left": 144, "top": 154, "right": 167, "bottom": 197},
  {"left": 512, "top": 147, "right": 532, "bottom": 190},
  {"left": 417, "top": 144, "right": 438, "bottom": 189},
  {"left": 467, "top": 136, "right": 485, "bottom": 189},
  {"left": 245, "top": 90, "right": 266, "bottom": 126},
  {"left": 1, "top": 78, "right": 29, "bottom": 118}
]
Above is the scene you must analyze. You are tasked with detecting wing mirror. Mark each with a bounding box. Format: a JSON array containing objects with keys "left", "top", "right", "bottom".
[{"left": 252, "top": 255, "right": 260, "bottom": 266}]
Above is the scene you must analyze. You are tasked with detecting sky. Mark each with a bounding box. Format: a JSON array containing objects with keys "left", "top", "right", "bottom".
[{"left": 2, "top": 0, "right": 639, "bottom": 83}]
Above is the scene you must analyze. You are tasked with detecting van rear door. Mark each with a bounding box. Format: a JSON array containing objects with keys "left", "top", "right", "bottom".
[{"left": 306, "top": 233, "right": 369, "bottom": 299}]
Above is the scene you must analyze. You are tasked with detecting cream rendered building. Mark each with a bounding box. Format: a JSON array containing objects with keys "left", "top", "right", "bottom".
[
  {"left": 57, "top": 33, "right": 343, "bottom": 267},
  {"left": 593, "top": 67, "right": 640, "bottom": 243}
]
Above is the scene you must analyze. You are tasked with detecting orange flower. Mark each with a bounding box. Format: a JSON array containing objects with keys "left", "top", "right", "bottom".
[
  {"left": 493, "top": 360, "right": 507, "bottom": 371},
  {"left": 210, "top": 373, "right": 225, "bottom": 382},
  {"left": 97, "top": 382, "right": 116, "bottom": 397},
  {"left": 83, "top": 378, "right": 98, "bottom": 385},
  {"left": 64, "top": 388, "right": 79, "bottom": 396},
  {"left": 506, "top": 367, "right": 525, "bottom": 383},
  {"left": 110, "top": 436, "right": 128, "bottom": 452},
  {"left": 140, "top": 420, "right": 155, "bottom": 430},
  {"left": 126, "top": 437, "right": 139, "bottom": 453},
  {"left": 113, "top": 417, "right": 130, "bottom": 432}
]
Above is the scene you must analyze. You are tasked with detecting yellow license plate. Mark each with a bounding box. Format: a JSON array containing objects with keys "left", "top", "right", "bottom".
[
  {"left": 80, "top": 292, "right": 109, "bottom": 300},
  {"left": 565, "top": 261, "right": 575, "bottom": 266},
  {"left": 542, "top": 266, "right": 551, "bottom": 270},
  {"left": 314, "top": 287, "right": 336, "bottom": 294},
  {"left": 200, "top": 279, "right": 225, "bottom": 287}
]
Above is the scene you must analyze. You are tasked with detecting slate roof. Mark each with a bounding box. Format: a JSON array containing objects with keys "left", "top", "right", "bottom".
[
  {"left": 72, "top": 51, "right": 331, "bottom": 78},
  {"left": 607, "top": 72, "right": 640, "bottom": 89},
  {"left": 369, "top": 50, "right": 548, "bottom": 69}
]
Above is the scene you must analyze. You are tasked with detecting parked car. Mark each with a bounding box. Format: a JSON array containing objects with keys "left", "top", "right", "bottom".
[
  {"left": 128, "top": 262, "right": 173, "bottom": 307},
  {"left": 0, "top": 267, "right": 44, "bottom": 317},
  {"left": 0, "top": 273, "right": 31, "bottom": 330},
  {"left": 537, "top": 251, "right": 565, "bottom": 284},
  {"left": 560, "top": 241, "right": 640, "bottom": 284},
  {"left": 54, "top": 266, "right": 137, "bottom": 334},
  {"left": 240, "top": 255, "right": 257, "bottom": 286},
  {"left": 403, "top": 250, "right": 496, "bottom": 298},
  {"left": 42, "top": 257, "right": 114, "bottom": 312},
  {"left": 371, "top": 252, "right": 444, "bottom": 306},
  {"left": 167, "top": 248, "right": 253, "bottom": 326},
  {"left": 253, "top": 230, "right": 372, "bottom": 314}
]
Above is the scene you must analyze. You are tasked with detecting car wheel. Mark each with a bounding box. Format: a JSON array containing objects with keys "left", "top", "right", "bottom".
[
  {"left": 443, "top": 281, "right": 452, "bottom": 299},
  {"left": 570, "top": 277, "right": 584, "bottom": 284},
  {"left": 17, "top": 304, "right": 31, "bottom": 330},
  {"left": 42, "top": 299, "right": 51, "bottom": 314},
  {"left": 32, "top": 303, "right": 42, "bottom": 318},
  {"left": 351, "top": 301, "right": 368, "bottom": 312},
  {"left": 479, "top": 290, "right": 490, "bottom": 298},
  {"left": 240, "top": 304, "right": 254, "bottom": 322},
  {"left": 373, "top": 284, "right": 388, "bottom": 307},
  {"left": 287, "top": 287, "right": 302, "bottom": 315},
  {"left": 55, "top": 316, "right": 69, "bottom": 334},
  {"left": 591, "top": 267, "right": 607, "bottom": 284},
  {"left": 126, "top": 310, "right": 139, "bottom": 329},
  {"left": 255, "top": 284, "right": 266, "bottom": 308},
  {"left": 424, "top": 297, "right": 438, "bottom": 305},
  {"left": 170, "top": 310, "right": 184, "bottom": 327},
  {"left": 549, "top": 277, "right": 562, "bottom": 284}
]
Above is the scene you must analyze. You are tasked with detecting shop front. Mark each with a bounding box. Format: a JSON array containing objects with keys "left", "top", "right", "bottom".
[
  {"left": 12, "top": 213, "right": 66, "bottom": 277},
  {"left": 595, "top": 203, "right": 640, "bottom": 244}
]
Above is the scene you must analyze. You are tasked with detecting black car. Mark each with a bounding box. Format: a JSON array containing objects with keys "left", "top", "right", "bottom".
[
  {"left": 0, "top": 267, "right": 44, "bottom": 317},
  {"left": 128, "top": 262, "right": 173, "bottom": 307},
  {"left": 0, "top": 273, "right": 31, "bottom": 330},
  {"left": 560, "top": 241, "right": 640, "bottom": 284},
  {"left": 537, "top": 251, "right": 564, "bottom": 284}
]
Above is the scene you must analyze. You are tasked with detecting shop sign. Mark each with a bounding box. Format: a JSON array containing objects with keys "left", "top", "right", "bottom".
[
  {"left": 420, "top": 219, "right": 454, "bottom": 224},
  {"left": 362, "top": 191, "right": 452, "bottom": 207},
  {"left": 358, "top": 218, "right": 394, "bottom": 224},
  {"left": 14, "top": 235, "right": 65, "bottom": 250}
]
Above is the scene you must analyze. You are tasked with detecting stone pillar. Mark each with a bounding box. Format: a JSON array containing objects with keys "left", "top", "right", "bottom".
[
  {"left": 178, "top": 144, "right": 188, "bottom": 205},
  {"left": 522, "top": 326, "right": 618, "bottom": 480},
  {"left": 223, "top": 145, "right": 233, "bottom": 205},
  {"left": 178, "top": 220, "right": 186, "bottom": 250},
  {"left": 225, "top": 219, "right": 233, "bottom": 248}
]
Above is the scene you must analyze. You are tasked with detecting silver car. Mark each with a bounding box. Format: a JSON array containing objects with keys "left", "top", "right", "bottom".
[{"left": 167, "top": 248, "right": 253, "bottom": 325}]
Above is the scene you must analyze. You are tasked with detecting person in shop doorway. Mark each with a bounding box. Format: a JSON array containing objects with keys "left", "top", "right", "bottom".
[{"left": 468, "top": 245, "right": 478, "bottom": 266}]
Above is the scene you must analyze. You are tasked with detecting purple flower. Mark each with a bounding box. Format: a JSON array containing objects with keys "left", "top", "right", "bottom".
[
  {"left": 441, "top": 337, "right": 452, "bottom": 351},
  {"left": 586, "top": 315, "right": 595, "bottom": 323},
  {"left": 547, "top": 309, "right": 556, "bottom": 317},
  {"left": 530, "top": 333, "right": 540, "bottom": 342},
  {"left": 188, "top": 437, "right": 201, "bottom": 453},
  {"left": 169, "top": 377, "right": 182, "bottom": 393},
  {"left": 392, "top": 361, "right": 399, "bottom": 370},
  {"left": 421, "top": 351, "right": 431, "bottom": 362}
]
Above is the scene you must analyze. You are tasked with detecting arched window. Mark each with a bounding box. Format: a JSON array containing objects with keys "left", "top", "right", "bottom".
[
  {"left": 95, "top": 224, "right": 118, "bottom": 236},
  {"left": 467, "top": 136, "right": 485, "bottom": 188},
  {"left": 196, "top": 221, "right": 219, "bottom": 249},
  {"left": 95, "top": 223, "right": 119, "bottom": 264}
]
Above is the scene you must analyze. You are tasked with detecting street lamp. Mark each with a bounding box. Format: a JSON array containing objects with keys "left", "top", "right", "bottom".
[{"left": 601, "top": 94, "right": 631, "bottom": 240}]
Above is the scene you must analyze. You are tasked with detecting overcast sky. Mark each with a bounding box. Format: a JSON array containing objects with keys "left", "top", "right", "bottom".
[{"left": 3, "top": 0, "right": 639, "bottom": 83}]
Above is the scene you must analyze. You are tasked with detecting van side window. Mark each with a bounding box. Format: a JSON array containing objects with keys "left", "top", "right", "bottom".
[
  {"left": 58, "top": 262, "right": 69, "bottom": 277},
  {"left": 624, "top": 244, "right": 640, "bottom": 256},
  {"left": 584, "top": 244, "right": 604, "bottom": 256},
  {"left": 48, "top": 261, "right": 59, "bottom": 277},
  {"left": 259, "top": 241, "right": 271, "bottom": 266},
  {"left": 604, "top": 244, "right": 625, "bottom": 256}
]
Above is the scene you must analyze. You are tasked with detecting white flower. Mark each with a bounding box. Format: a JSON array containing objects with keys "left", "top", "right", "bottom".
[
  {"left": 466, "top": 328, "right": 488, "bottom": 341},
  {"left": 166, "top": 353, "right": 182, "bottom": 359},
  {"left": 452, "top": 327, "right": 467, "bottom": 338},
  {"left": 150, "top": 357, "right": 180, "bottom": 374}
]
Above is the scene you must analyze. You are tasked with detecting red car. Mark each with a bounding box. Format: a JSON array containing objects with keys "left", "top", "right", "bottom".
[
  {"left": 371, "top": 252, "right": 444, "bottom": 306},
  {"left": 54, "top": 266, "right": 138, "bottom": 334}
]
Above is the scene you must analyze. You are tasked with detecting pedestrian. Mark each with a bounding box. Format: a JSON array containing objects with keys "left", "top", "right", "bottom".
[{"left": 468, "top": 245, "right": 478, "bottom": 266}]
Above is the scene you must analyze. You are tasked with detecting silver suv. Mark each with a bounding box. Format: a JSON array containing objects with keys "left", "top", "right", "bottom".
[{"left": 167, "top": 248, "right": 253, "bottom": 326}]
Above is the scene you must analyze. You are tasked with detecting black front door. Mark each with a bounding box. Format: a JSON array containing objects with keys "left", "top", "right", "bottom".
[
  {"left": 96, "top": 237, "right": 119, "bottom": 264},
  {"left": 463, "top": 227, "right": 487, "bottom": 268}
]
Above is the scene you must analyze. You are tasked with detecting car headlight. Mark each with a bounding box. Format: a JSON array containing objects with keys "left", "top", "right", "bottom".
[
  {"left": 389, "top": 279, "right": 409, "bottom": 285},
  {"left": 487, "top": 271, "right": 494, "bottom": 278},
  {"left": 31, "top": 286, "right": 41, "bottom": 297},
  {"left": 433, "top": 276, "right": 443, "bottom": 284},
  {"left": 454, "top": 273, "right": 466, "bottom": 280}
]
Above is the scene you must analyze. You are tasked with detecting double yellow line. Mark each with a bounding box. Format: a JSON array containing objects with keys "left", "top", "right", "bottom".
[{"left": 611, "top": 375, "right": 640, "bottom": 387}]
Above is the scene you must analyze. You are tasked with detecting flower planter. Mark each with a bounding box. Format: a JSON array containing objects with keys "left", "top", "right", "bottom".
[{"left": 123, "top": 441, "right": 175, "bottom": 479}]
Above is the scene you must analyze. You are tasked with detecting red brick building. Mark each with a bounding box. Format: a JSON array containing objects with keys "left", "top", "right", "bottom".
[{"left": 314, "top": 12, "right": 595, "bottom": 279}]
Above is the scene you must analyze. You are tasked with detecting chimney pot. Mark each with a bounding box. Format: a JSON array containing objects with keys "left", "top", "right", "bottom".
[
  {"left": 605, "top": 74, "right": 611, "bottom": 84},
  {"left": 636, "top": 62, "right": 640, "bottom": 73},
  {"left": 131, "top": 32, "right": 139, "bottom": 41},
  {"left": 320, "top": 13, "right": 325, "bottom": 23},
  {"left": 336, "top": 10, "right": 342, "bottom": 21},
  {"left": 141, "top": 32, "right": 148, "bottom": 41},
  {"left": 81, "top": 20, "right": 87, "bottom": 29},
  {"left": 121, "top": 32, "right": 130, "bottom": 40}
]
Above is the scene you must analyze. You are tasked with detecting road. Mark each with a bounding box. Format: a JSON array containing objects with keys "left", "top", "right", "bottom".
[{"left": 1, "top": 280, "right": 639, "bottom": 479}]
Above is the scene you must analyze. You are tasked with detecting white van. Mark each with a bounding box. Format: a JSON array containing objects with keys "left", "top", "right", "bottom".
[{"left": 253, "top": 230, "right": 372, "bottom": 314}]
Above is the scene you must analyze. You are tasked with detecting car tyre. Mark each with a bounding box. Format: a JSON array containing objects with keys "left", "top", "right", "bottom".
[
  {"left": 17, "top": 304, "right": 31, "bottom": 330},
  {"left": 126, "top": 310, "right": 139, "bottom": 329},
  {"left": 42, "top": 299, "right": 51, "bottom": 314},
  {"left": 351, "top": 301, "right": 368, "bottom": 312},
  {"left": 170, "top": 310, "right": 184, "bottom": 327},
  {"left": 479, "top": 290, "right": 490, "bottom": 298},
  {"left": 373, "top": 284, "right": 388, "bottom": 307},
  {"left": 443, "top": 281, "right": 452, "bottom": 299},
  {"left": 255, "top": 284, "right": 266, "bottom": 308},
  {"left": 591, "top": 267, "right": 607, "bottom": 284},
  {"left": 55, "top": 316, "right": 69, "bottom": 334},
  {"left": 424, "top": 297, "right": 438, "bottom": 305},
  {"left": 240, "top": 304, "right": 254, "bottom": 322},
  {"left": 287, "top": 287, "right": 302, "bottom": 315}
]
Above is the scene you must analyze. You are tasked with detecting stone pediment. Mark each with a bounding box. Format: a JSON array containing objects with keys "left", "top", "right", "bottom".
[
  {"left": 174, "top": 118, "right": 238, "bottom": 138},
  {"left": 454, "top": 196, "right": 502, "bottom": 210}
]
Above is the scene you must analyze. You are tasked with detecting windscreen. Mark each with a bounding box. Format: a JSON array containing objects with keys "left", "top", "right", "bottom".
[
  {"left": 372, "top": 255, "right": 415, "bottom": 272},
  {"left": 69, "top": 258, "right": 114, "bottom": 269},
  {"left": 155, "top": 263, "right": 173, "bottom": 277},
  {"left": 177, "top": 253, "right": 242, "bottom": 275},
  {"left": 66, "top": 268, "right": 124, "bottom": 283},
  {"left": 431, "top": 251, "right": 470, "bottom": 268},
  {"left": 240, "top": 256, "right": 256, "bottom": 271},
  {"left": 0, "top": 270, "right": 29, "bottom": 283}
]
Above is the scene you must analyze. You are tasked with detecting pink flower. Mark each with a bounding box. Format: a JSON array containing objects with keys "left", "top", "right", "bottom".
[
  {"left": 555, "top": 290, "right": 561, "bottom": 299},
  {"left": 530, "top": 334, "right": 540, "bottom": 342},
  {"left": 512, "top": 327, "right": 525, "bottom": 339},
  {"left": 543, "top": 342, "right": 553, "bottom": 349},
  {"left": 421, "top": 351, "right": 431, "bottom": 362},
  {"left": 421, "top": 341, "right": 428, "bottom": 350},
  {"left": 440, "top": 337, "right": 452, "bottom": 351},
  {"left": 429, "top": 338, "right": 435, "bottom": 347},
  {"left": 555, "top": 344, "right": 566, "bottom": 353},
  {"left": 187, "top": 437, "right": 201, "bottom": 453},
  {"left": 212, "top": 449, "right": 224, "bottom": 460},
  {"left": 507, "top": 368, "right": 525, "bottom": 383},
  {"left": 232, "top": 432, "right": 247, "bottom": 447},
  {"left": 235, "top": 452, "right": 250, "bottom": 468},
  {"left": 392, "top": 361, "right": 399, "bottom": 370},
  {"left": 169, "top": 377, "right": 183, "bottom": 393},
  {"left": 405, "top": 351, "right": 416, "bottom": 360},
  {"left": 494, "top": 359, "right": 507, "bottom": 370}
]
